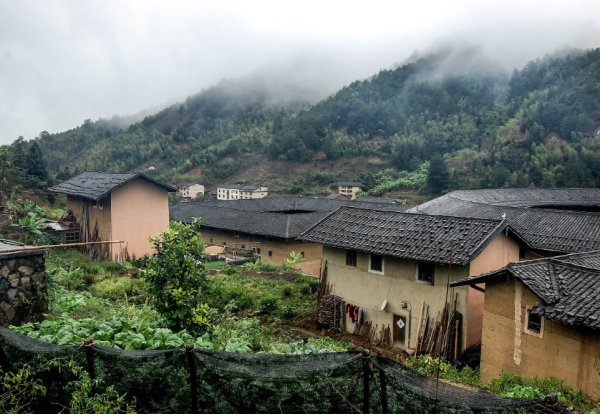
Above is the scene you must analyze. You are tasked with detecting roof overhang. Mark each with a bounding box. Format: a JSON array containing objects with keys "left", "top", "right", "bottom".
[
  {"left": 49, "top": 173, "right": 176, "bottom": 201},
  {"left": 450, "top": 268, "right": 508, "bottom": 288}
]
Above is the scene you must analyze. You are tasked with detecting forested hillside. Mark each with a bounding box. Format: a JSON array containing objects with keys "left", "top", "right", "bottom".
[{"left": 14, "top": 47, "right": 600, "bottom": 197}]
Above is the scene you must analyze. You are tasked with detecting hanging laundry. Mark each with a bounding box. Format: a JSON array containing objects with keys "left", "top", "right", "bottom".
[
  {"left": 348, "top": 304, "right": 354, "bottom": 321},
  {"left": 354, "top": 307, "right": 359, "bottom": 323},
  {"left": 358, "top": 308, "right": 364, "bottom": 324}
]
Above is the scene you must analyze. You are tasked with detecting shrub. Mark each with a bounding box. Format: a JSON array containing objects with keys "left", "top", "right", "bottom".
[
  {"left": 257, "top": 296, "right": 278, "bottom": 314},
  {"left": 299, "top": 284, "right": 311, "bottom": 295},
  {"left": 141, "top": 219, "right": 210, "bottom": 332},
  {"left": 90, "top": 277, "right": 146, "bottom": 300},
  {"left": 238, "top": 292, "right": 255, "bottom": 310},
  {"left": 281, "top": 285, "right": 293, "bottom": 297},
  {"left": 297, "top": 276, "right": 319, "bottom": 294},
  {"left": 281, "top": 305, "right": 294, "bottom": 318},
  {"left": 225, "top": 267, "right": 241, "bottom": 276}
]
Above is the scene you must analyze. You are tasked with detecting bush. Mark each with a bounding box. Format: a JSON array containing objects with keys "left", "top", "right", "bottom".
[
  {"left": 238, "top": 292, "right": 255, "bottom": 310},
  {"left": 141, "top": 219, "right": 210, "bottom": 332},
  {"left": 225, "top": 267, "right": 241, "bottom": 276},
  {"left": 281, "top": 305, "right": 294, "bottom": 318},
  {"left": 281, "top": 285, "right": 293, "bottom": 297},
  {"left": 297, "top": 276, "right": 319, "bottom": 294},
  {"left": 90, "top": 277, "right": 146, "bottom": 301},
  {"left": 257, "top": 296, "right": 278, "bottom": 314}
]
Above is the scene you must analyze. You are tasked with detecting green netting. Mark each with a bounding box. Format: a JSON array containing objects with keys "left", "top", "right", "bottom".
[{"left": 0, "top": 327, "right": 562, "bottom": 413}]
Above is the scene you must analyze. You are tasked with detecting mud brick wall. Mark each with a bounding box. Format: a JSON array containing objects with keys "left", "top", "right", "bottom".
[{"left": 0, "top": 250, "right": 47, "bottom": 327}]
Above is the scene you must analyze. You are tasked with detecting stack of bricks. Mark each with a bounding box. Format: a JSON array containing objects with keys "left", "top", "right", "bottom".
[{"left": 0, "top": 250, "right": 48, "bottom": 327}]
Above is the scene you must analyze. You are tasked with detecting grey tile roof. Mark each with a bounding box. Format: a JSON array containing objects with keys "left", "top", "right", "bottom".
[
  {"left": 297, "top": 207, "right": 509, "bottom": 266},
  {"left": 169, "top": 197, "right": 410, "bottom": 239},
  {"left": 451, "top": 251, "right": 600, "bottom": 330},
  {"left": 427, "top": 188, "right": 600, "bottom": 208},
  {"left": 48, "top": 171, "right": 176, "bottom": 201},
  {"left": 326, "top": 193, "right": 348, "bottom": 200},
  {"left": 356, "top": 197, "right": 397, "bottom": 204},
  {"left": 338, "top": 182, "right": 363, "bottom": 187},
  {"left": 410, "top": 189, "right": 600, "bottom": 254}
]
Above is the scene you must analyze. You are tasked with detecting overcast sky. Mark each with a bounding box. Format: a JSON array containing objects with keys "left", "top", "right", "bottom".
[{"left": 1, "top": 0, "right": 599, "bottom": 144}]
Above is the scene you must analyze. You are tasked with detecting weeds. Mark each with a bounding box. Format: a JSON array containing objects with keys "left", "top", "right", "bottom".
[{"left": 485, "top": 371, "right": 594, "bottom": 410}]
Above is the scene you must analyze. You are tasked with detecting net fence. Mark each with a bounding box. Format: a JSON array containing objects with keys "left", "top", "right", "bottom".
[{"left": 0, "top": 327, "right": 562, "bottom": 414}]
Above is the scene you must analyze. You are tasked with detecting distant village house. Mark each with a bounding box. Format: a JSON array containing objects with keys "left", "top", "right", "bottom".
[
  {"left": 49, "top": 172, "right": 175, "bottom": 261},
  {"left": 177, "top": 183, "right": 204, "bottom": 202},
  {"left": 216, "top": 184, "right": 268, "bottom": 200},
  {"left": 338, "top": 182, "right": 364, "bottom": 200}
]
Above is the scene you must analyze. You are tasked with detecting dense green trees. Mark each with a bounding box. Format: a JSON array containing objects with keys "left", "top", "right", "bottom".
[
  {"left": 12, "top": 47, "right": 600, "bottom": 195},
  {"left": 425, "top": 154, "right": 449, "bottom": 195}
]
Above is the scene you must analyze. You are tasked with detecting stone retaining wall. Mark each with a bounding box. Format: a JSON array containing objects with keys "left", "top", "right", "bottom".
[{"left": 0, "top": 250, "right": 48, "bottom": 327}]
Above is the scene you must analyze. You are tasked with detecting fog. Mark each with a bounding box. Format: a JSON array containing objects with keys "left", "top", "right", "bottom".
[{"left": 1, "top": 0, "right": 599, "bottom": 144}]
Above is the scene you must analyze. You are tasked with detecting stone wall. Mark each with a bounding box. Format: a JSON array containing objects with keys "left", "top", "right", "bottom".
[{"left": 0, "top": 250, "right": 48, "bottom": 327}]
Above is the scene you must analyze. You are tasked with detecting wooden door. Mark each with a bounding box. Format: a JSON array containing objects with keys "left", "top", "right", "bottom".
[{"left": 393, "top": 314, "right": 406, "bottom": 344}]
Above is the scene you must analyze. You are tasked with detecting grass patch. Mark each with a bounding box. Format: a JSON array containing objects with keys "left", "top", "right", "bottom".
[
  {"left": 206, "top": 271, "right": 317, "bottom": 320},
  {"left": 485, "top": 371, "right": 595, "bottom": 410},
  {"left": 204, "top": 261, "right": 229, "bottom": 269},
  {"left": 89, "top": 277, "right": 146, "bottom": 301},
  {"left": 404, "top": 355, "right": 481, "bottom": 388}
]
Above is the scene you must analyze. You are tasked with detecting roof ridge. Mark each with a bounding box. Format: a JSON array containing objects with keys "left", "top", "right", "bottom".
[
  {"left": 445, "top": 191, "right": 600, "bottom": 216},
  {"left": 336, "top": 206, "right": 505, "bottom": 224}
]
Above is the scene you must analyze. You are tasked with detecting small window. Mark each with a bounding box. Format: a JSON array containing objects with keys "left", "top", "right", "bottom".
[
  {"left": 300, "top": 252, "right": 304, "bottom": 258},
  {"left": 268, "top": 251, "right": 273, "bottom": 257},
  {"left": 223, "top": 242, "right": 226, "bottom": 246},
  {"left": 98, "top": 198, "right": 104, "bottom": 210},
  {"left": 92, "top": 200, "right": 98, "bottom": 208},
  {"left": 241, "top": 245, "right": 245, "bottom": 249},
  {"left": 519, "top": 245, "right": 526, "bottom": 259},
  {"left": 210, "top": 238, "right": 213, "bottom": 243},
  {"left": 346, "top": 250, "right": 357, "bottom": 266},
  {"left": 235, "top": 231, "right": 240, "bottom": 237},
  {"left": 370, "top": 253, "right": 383, "bottom": 273},
  {"left": 527, "top": 310, "right": 541, "bottom": 333},
  {"left": 257, "top": 248, "right": 261, "bottom": 254},
  {"left": 417, "top": 262, "right": 435, "bottom": 284}
]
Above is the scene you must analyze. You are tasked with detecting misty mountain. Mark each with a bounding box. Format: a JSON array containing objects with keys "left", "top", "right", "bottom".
[{"left": 30, "top": 47, "right": 600, "bottom": 193}]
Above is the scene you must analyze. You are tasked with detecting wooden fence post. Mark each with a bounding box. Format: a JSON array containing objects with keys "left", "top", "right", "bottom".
[
  {"left": 363, "top": 348, "right": 371, "bottom": 414},
  {"left": 186, "top": 343, "right": 198, "bottom": 414},
  {"left": 379, "top": 363, "right": 388, "bottom": 414}
]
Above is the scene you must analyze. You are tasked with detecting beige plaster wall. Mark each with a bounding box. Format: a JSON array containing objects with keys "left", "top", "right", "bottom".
[
  {"left": 199, "top": 228, "right": 323, "bottom": 276},
  {"left": 467, "top": 233, "right": 520, "bottom": 347},
  {"left": 322, "top": 245, "right": 472, "bottom": 352},
  {"left": 481, "top": 277, "right": 600, "bottom": 398},
  {"left": 110, "top": 178, "right": 170, "bottom": 260}
]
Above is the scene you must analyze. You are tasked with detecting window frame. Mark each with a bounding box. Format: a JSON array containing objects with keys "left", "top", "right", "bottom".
[
  {"left": 346, "top": 250, "right": 357, "bottom": 267},
  {"left": 369, "top": 253, "right": 384, "bottom": 275},
  {"left": 416, "top": 262, "right": 435, "bottom": 285},
  {"left": 524, "top": 307, "right": 544, "bottom": 338},
  {"left": 268, "top": 251, "right": 273, "bottom": 258}
]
